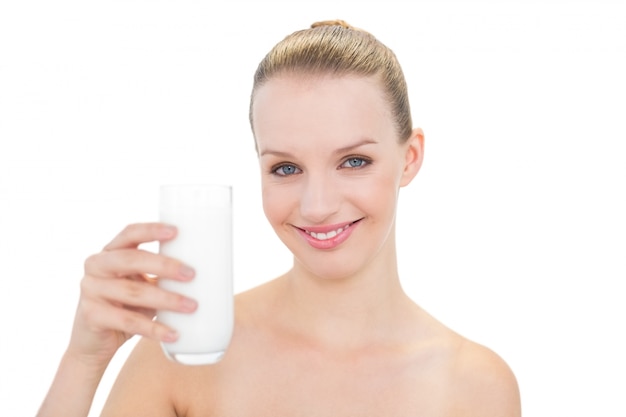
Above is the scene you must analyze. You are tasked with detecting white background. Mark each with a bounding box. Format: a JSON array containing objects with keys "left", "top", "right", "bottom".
[{"left": 1, "top": 1, "right": 625, "bottom": 416}]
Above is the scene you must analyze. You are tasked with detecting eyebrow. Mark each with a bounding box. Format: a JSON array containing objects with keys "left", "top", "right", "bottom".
[{"left": 259, "top": 138, "right": 378, "bottom": 158}]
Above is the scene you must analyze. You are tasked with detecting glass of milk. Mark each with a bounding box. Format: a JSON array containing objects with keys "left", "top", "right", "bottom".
[{"left": 156, "top": 184, "right": 234, "bottom": 365}]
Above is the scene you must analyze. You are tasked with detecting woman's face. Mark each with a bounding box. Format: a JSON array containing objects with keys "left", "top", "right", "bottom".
[{"left": 252, "top": 75, "right": 422, "bottom": 280}]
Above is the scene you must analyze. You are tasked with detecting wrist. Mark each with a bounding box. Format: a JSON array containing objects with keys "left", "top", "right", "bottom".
[
  {"left": 62, "top": 345, "right": 113, "bottom": 379},
  {"left": 37, "top": 350, "right": 110, "bottom": 417}
]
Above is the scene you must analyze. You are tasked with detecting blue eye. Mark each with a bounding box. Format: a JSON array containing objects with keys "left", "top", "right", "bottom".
[
  {"left": 341, "top": 157, "right": 370, "bottom": 168},
  {"left": 273, "top": 164, "right": 301, "bottom": 176}
]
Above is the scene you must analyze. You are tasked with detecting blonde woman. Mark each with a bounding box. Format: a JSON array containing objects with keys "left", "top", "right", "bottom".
[{"left": 39, "top": 20, "right": 520, "bottom": 416}]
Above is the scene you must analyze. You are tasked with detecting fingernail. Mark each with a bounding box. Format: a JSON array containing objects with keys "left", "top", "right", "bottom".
[
  {"left": 179, "top": 265, "right": 195, "bottom": 279},
  {"left": 181, "top": 298, "right": 198, "bottom": 312},
  {"left": 163, "top": 330, "right": 178, "bottom": 342},
  {"left": 159, "top": 226, "right": 176, "bottom": 239}
]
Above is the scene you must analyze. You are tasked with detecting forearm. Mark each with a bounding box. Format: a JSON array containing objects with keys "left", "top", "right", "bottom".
[{"left": 37, "top": 350, "right": 110, "bottom": 417}]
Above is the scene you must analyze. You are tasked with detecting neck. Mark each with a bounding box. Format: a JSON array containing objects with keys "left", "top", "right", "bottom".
[{"left": 275, "top": 232, "right": 415, "bottom": 351}]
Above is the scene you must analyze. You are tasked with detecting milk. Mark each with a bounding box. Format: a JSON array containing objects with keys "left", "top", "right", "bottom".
[{"left": 156, "top": 184, "right": 233, "bottom": 365}]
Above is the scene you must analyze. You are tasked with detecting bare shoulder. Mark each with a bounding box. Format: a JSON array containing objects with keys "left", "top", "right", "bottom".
[
  {"left": 100, "top": 336, "right": 182, "bottom": 416},
  {"left": 448, "top": 338, "right": 521, "bottom": 417}
]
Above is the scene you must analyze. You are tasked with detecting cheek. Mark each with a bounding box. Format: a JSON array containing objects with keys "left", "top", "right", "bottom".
[
  {"left": 261, "top": 183, "right": 290, "bottom": 227},
  {"left": 362, "top": 169, "right": 402, "bottom": 215}
]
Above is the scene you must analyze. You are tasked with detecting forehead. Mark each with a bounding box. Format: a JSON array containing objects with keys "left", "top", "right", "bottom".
[{"left": 253, "top": 75, "right": 395, "bottom": 154}]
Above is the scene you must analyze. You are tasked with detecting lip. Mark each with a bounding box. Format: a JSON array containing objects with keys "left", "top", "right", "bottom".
[
  {"left": 293, "top": 218, "right": 363, "bottom": 250},
  {"left": 297, "top": 220, "right": 357, "bottom": 234}
]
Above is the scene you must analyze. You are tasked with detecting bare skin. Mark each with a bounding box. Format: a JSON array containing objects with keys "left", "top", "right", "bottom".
[
  {"left": 38, "top": 75, "right": 520, "bottom": 416},
  {"left": 102, "top": 275, "right": 520, "bottom": 417}
]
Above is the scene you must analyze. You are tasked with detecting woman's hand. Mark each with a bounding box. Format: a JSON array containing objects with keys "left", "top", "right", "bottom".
[{"left": 66, "top": 222, "right": 197, "bottom": 369}]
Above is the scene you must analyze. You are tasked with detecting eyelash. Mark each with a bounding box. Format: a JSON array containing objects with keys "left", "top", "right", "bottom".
[
  {"left": 340, "top": 156, "right": 371, "bottom": 169},
  {"left": 270, "top": 156, "right": 372, "bottom": 177},
  {"left": 271, "top": 163, "right": 302, "bottom": 176}
]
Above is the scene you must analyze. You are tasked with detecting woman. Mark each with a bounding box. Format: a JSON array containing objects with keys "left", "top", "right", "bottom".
[{"left": 38, "top": 20, "right": 520, "bottom": 416}]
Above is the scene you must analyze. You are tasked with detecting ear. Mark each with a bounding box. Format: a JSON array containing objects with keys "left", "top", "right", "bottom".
[{"left": 399, "top": 127, "right": 424, "bottom": 187}]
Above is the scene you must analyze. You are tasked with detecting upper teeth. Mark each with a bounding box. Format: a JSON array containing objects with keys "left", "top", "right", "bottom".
[{"left": 306, "top": 224, "right": 351, "bottom": 241}]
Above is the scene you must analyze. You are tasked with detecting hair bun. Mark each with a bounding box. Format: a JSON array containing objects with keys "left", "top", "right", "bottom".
[{"left": 311, "top": 19, "right": 354, "bottom": 30}]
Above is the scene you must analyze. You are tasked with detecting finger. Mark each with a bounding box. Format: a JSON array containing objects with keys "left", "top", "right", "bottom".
[
  {"left": 85, "top": 276, "right": 197, "bottom": 314},
  {"left": 103, "top": 223, "right": 177, "bottom": 251},
  {"left": 89, "top": 301, "right": 180, "bottom": 343},
  {"left": 123, "top": 275, "right": 159, "bottom": 317},
  {"left": 84, "top": 249, "right": 195, "bottom": 281},
  {"left": 127, "top": 305, "right": 157, "bottom": 319}
]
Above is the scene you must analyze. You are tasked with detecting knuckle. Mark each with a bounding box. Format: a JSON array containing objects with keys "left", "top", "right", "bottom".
[
  {"left": 158, "top": 256, "right": 178, "bottom": 276},
  {"left": 79, "top": 275, "right": 92, "bottom": 295},
  {"left": 149, "top": 321, "right": 162, "bottom": 339},
  {"left": 79, "top": 273, "right": 104, "bottom": 300},
  {"left": 116, "top": 249, "right": 135, "bottom": 266},
  {"left": 121, "top": 313, "right": 141, "bottom": 335},
  {"left": 116, "top": 249, "right": 145, "bottom": 273},
  {"left": 123, "top": 280, "right": 144, "bottom": 300},
  {"left": 83, "top": 253, "right": 101, "bottom": 273}
]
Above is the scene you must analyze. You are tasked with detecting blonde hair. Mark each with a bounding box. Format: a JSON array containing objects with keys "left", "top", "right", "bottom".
[{"left": 249, "top": 20, "right": 413, "bottom": 143}]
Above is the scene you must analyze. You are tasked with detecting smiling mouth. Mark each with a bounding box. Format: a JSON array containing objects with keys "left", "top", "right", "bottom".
[{"left": 299, "top": 219, "right": 362, "bottom": 241}]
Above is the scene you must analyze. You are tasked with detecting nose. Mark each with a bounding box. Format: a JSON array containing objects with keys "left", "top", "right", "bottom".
[{"left": 299, "top": 172, "right": 340, "bottom": 224}]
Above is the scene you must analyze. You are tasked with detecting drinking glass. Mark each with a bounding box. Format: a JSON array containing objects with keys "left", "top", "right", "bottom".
[{"left": 156, "top": 184, "right": 233, "bottom": 365}]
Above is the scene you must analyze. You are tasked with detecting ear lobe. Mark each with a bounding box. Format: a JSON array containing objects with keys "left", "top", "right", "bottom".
[{"left": 400, "top": 127, "right": 424, "bottom": 187}]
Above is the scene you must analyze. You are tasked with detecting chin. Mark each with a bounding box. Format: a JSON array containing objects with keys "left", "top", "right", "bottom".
[{"left": 292, "top": 251, "right": 372, "bottom": 282}]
